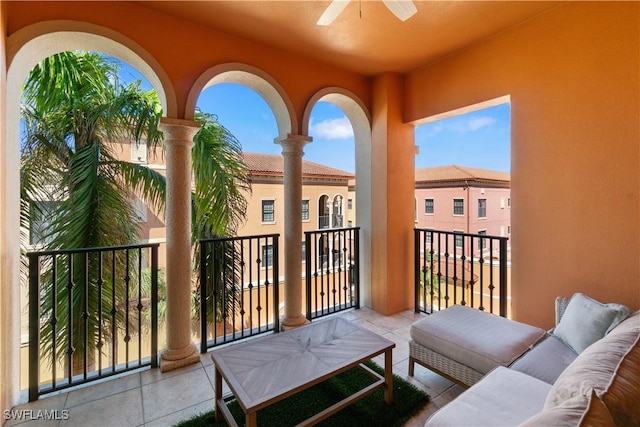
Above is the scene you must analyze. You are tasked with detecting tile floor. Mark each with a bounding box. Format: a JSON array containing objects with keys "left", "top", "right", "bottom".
[{"left": 5, "top": 308, "right": 464, "bottom": 427}]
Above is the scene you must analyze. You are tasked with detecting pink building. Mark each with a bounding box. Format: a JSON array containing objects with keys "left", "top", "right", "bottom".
[{"left": 414, "top": 166, "right": 510, "bottom": 240}]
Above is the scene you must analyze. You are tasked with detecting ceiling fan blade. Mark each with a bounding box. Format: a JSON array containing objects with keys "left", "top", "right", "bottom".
[
  {"left": 317, "top": 0, "right": 351, "bottom": 26},
  {"left": 382, "top": 0, "right": 417, "bottom": 21}
]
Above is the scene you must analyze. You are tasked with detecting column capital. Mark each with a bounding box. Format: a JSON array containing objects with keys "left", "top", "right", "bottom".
[
  {"left": 159, "top": 117, "right": 201, "bottom": 145},
  {"left": 275, "top": 134, "right": 312, "bottom": 156}
]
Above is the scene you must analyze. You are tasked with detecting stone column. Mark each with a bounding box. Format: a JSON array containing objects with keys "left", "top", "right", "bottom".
[
  {"left": 159, "top": 118, "right": 201, "bottom": 372},
  {"left": 276, "top": 134, "right": 311, "bottom": 329}
]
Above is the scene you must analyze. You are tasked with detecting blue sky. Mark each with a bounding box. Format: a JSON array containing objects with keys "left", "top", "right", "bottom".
[
  {"left": 415, "top": 103, "right": 511, "bottom": 173},
  {"left": 119, "top": 60, "right": 510, "bottom": 174},
  {"left": 199, "top": 84, "right": 511, "bottom": 173}
]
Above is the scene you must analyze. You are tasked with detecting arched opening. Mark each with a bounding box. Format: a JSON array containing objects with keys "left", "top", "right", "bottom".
[
  {"left": 5, "top": 28, "right": 173, "bottom": 404},
  {"left": 186, "top": 64, "right": 295, "bottom": 139},
  {"left": 303, "top": 88, "right": 372, "bottom": 306},
  {"left": 187, "top": 65, "right": 294, "bottom": 332}
]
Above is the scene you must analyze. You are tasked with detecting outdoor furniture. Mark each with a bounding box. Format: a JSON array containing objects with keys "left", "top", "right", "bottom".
[
  {"left": 210, "top": 317, "right": 395, "bottom": 427},
  {"left": 414, "top": 294, "right": 639, "bottom": 426},
  {"left": 408, "top": 304, "right": 547, "bottom": 387}
]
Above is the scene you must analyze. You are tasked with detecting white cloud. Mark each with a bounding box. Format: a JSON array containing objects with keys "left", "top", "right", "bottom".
[
  {"left": 465, "top": 116, "right": 497, "bottom": 131},
  {"left": 310, "top": 117, "right": 354, "bottom": 140},
  {"left": 427, "top": 123, "right": 444, "bottom": 137}
]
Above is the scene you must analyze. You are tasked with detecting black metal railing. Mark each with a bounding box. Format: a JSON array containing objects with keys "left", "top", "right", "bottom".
[
  {"left": 27, "top": 243, "right": 159, "bottom": 401},
  {"left": 414, "top": 229, "right": 508, "bottom": 316},
  {"left": 305, "top": 227, "right": 360, "bottom": 320},
  {"left": 199, "top": 234, "right": 279, "bottom": 351}
]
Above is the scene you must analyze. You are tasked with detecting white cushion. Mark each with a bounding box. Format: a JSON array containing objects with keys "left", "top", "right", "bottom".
[
  {"left": 552, "top": 293, "right": 630, "bottom": 353},
  {"left": 544, "top": 312, "right": 640, "bottom": 426},
  {"left": 410, "top": 305, "right": 546, "bottom": 374},
  {"left": 426, "top": 366, "right": 551, "bottom": 426},
  {"left": 509, "top": 334, "right": 577, "bottom": 384}
]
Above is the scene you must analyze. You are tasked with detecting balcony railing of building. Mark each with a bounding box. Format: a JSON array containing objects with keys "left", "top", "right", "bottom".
[
  {"left": 305, "top": 227, "right": 360, "bottom": 320},
  {"left": 414, "top": 228, "right": 508, "bottom": 317},
  {"left": 199, "top": 234, "right": 280, "bottom": 351},
  {"left": 27, "top": 243, "right": 159, "bottom": 401},
  {"left": 318, "top": 214, "right": 330, "bottom": 229},
  {"left": 318, "top": 214, "right": 344, "bottom": 229}
]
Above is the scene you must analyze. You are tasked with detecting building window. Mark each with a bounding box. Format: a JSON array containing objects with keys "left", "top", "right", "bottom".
[
  {"left": 301, "top": 241, "right": 306, "bottom": 262},
  {"left": 478, "top": 230, "right": 487, "bottom": 250},
  {"left": 425, "top": 198, "right": 434, "bottom": 215},
  {"left": 262, "top": 244, "right": 273, "bottom": 268},
  {"left": 262, "top": 199, "right": 275, "bottom": 223},
  {"left": 133, "top": 197, "right": 147, "bottom": 222},
  {"left": 478, "top": 199, "right": 486, "bottom": 218},
  {"left": 425, "top": 229, "right": 432, "bottom": 244},
  {"left": 301, "top": 199, "right": 309, "bottom": 221},
  {"left": 130, "top": 141, "right": 147, "bottom": 163},
  {"left": 454, "top": 231, "right": 464, "bottom": 248},
  {"left": 347, "top": 220, "right": 353, "bottom": 228},
  {"left": 348, "top": 198, "right": 353, "bottom": 210},
  {"left": 29, "top": 200, "right": 59, "bottom": 246},
  {"left": 453, "top": 199, "right": 464, "bottom": 216}
]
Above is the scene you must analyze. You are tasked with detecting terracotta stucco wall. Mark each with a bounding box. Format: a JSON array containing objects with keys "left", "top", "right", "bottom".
[
  {"left": 4, "top": 1, "right": 370, "bottom": 125},
  {"left": 405, "top": 2, "right": 640, "bottom": 328},
  {"left": 370, "top": 73, "right": 415, "bottom": 314}
]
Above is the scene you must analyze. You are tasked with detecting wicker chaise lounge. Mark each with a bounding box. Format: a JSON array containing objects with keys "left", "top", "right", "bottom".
[{"left": 408, "top": 298, "right": 571, "bottom": 388}]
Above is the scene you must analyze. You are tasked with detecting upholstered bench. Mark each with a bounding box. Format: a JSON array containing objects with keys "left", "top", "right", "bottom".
[{"left": 409, "top": 305, "right": 547, "bottom": 387}]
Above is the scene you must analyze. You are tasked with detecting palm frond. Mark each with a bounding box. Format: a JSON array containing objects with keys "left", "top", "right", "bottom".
[
  {"left": 191, "top": 110, "right": 250, "bottom": 240},
  {"left": 190, "top": 110, "right": 251, "bottom": 326},
  {"left": 22, "top": 51, "right": 114, "bottom": 115},
  {"left": 108, "top": 160, "right": 167, "bottom": 216}
]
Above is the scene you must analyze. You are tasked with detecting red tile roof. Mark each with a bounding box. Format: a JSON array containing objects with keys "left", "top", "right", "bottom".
[
  {"left": 243, "top": 152, "right": 354, "bottom": 180},
  {"left": 415, "top": 165, "right": 510, "bottom": 185}
]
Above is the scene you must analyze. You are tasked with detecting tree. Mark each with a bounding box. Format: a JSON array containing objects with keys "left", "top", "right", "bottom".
[
  {"left": 21, "top": 51, "right": 249, "bottom": 373},
  {"left": 190, "top": 110, "right": 249, "bottom": 330}
]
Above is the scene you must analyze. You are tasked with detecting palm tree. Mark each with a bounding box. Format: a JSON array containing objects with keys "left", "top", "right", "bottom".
[
  {"left": 190, "top": 110, "right": 249, "bottom": 332},
  {"left": 21, "top": 51, "right": 249, "bottom": 373}
]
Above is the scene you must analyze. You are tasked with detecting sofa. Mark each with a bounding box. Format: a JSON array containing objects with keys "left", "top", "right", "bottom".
[{"left": 408, "top": 293, "right": 639, "bottom": 426}]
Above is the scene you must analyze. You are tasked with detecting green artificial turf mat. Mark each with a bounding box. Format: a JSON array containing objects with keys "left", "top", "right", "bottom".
[{"left": 175, "top": 360, "right": 429, "bottom": 427}]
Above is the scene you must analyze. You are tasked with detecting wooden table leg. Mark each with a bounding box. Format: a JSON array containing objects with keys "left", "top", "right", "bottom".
[
  {"left": 384, "top": 349, "right": 393, "bottom": 405},
  {"left": 246, "top": 411, "right": 257, "bottom": 427},
  {"left": 215, "top": 366, "right": 223, "bottom": 422}
]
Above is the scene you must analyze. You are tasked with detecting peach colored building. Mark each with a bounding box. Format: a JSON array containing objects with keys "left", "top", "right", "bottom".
[
  {"left": 237, "top": 152, "right": 353, "bottom": 280},
  {"left": 2, "top": 1, "right": 638, "bottom": 410},
  {"left": 128, "top": 151, "right": 353, "bottom": 270},
  {"left": 239, "top": 153, "right": 353, "bottom": 235},
  {"left": 414, "top": 165, "right": 510, "bottom": 239}
]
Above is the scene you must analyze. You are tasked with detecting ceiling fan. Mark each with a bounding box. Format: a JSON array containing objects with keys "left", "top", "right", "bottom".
[{"left": 317, "top": 0, "right": 417, "bottom": 26}]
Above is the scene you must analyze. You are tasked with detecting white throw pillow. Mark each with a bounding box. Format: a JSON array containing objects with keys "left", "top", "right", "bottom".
[{"left": 552, "top": 293, "right": 630, "bottom": 354}]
